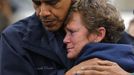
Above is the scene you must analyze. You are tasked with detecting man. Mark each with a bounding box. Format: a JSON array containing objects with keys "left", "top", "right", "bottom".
[
  {"left": 0, "top": 0, "right": 72, "bottom": 75},
  {"left": 0, "top": 0, "right": 133, "bottom": 75}
]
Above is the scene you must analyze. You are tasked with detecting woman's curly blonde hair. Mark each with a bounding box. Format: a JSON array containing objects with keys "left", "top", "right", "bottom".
[{"left": 67, "top": 0, "right": 125, "bottom": 43}]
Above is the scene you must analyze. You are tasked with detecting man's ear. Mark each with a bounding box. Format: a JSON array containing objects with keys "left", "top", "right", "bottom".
[{"left": 95, "top": 27, "right": 106, "bottom": 42}]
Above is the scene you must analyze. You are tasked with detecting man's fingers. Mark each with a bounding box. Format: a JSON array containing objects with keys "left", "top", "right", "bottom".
[
  {"left": 80, "top": 65, "right": 109, "bottom": 71},
  {"left": 74, "top": 70, "right": 109, "bottom": 75},
  {"left": 97, "top": 60, "right": 117, "bottom": 66},
  {"left": 82, "top": 58, "right": 117, "bottom": 66}
]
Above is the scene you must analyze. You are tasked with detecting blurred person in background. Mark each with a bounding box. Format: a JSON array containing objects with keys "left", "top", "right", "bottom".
[
  {"left": 118, "top": 18, "right": 134, "bottom": 45},
  {"left": 126, "top": 18, "right": 134, "bottom": 45},
  {"left": 117, "top": 18, "right": 134, "bottom": 45},
  {"left": 9, "top": 0, "right": 34, "bottom": 23},
  {"left": 127, "top": 18, "right": 134, "bottom": 37},
  {"left": 0, "top": 0, "right": 12, "bottom": 32}
]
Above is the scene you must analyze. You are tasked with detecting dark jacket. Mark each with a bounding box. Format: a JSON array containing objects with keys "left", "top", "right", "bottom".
[
  {"left": 0, "top": 14, "right": 70, "bottom": 75},
  {"left": 75, "top": 43, "right": 134, "bottom": 72},
  {"left": 118, "top": 32, "right": 134, "bottom": 45}
]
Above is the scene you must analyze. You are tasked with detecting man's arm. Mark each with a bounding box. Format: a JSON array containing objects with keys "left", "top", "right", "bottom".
[
  {"left": 0, "top": 31, "right": 66, "bottom": 75},
  {"left": 65, "top": 58, "right": 131, "bottom": 75},
  {"left": 0, "top": 31, "right": 37, "bottom": 75},
  {"left": 65, "top": 58, "right": 101, "bottom": 75}
]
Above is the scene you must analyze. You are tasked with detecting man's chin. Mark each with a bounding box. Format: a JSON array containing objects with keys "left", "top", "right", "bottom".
[
  {"left": 42, "top": 22, "right": 62, "bottom": 32},
  {"left": 44, "top": 26, "right": 60, "bottom": 32},
  {"left": 47, "top": 28, "right": 57, "bottom": 32}
]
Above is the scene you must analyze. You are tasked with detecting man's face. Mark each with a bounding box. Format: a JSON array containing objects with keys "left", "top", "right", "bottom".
[
  {"left": 32, "top": 0, "right": 71, "bottom": 31},
  {"left": 63, "top": 12, "right": 96, "bottom": 59}
]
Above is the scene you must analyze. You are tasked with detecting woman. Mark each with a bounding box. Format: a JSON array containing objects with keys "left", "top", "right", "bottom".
[{"left": 64, "top": 0, "right": 134, "bottom": 74}]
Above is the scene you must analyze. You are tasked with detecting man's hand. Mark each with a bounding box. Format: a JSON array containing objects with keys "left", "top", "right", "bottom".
[
  {"left": 65, "top": 58, "right": 102, "bottom": 75},
  {"left": 65, "top": 58, "right": 130, "bottom": 75}
]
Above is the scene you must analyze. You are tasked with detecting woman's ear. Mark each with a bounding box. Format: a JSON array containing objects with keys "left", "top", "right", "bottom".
[{"left": 95, "top": 27, "right": 106, "bottom": 42}]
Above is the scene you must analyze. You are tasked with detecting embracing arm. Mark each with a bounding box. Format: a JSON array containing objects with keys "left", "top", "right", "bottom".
[
  {"left": 0, "top": 32, "right": 66, "bottom": 75},
  {"left": 65, "top": 58, "right": 100, "bottom": 75},
  {"left": 65, "top": 58, "right": 132, "bottom": 75},
  {"left": 0, "top": 32, "right": 36, "bottom": 75}
]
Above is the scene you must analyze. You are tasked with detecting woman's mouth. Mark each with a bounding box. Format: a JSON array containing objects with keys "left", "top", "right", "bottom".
[{"left": 67, "top": 47, "right": 74, "bottom": 53}]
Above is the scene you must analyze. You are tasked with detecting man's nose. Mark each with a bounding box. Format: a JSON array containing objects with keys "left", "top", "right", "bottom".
[{"left": 39, "top": 3, "right": 51, "bottom": 17}]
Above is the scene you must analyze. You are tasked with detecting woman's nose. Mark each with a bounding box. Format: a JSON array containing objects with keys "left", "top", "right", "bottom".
[{"left": 63, "top": 34, "right": 71, "bottom": 44}]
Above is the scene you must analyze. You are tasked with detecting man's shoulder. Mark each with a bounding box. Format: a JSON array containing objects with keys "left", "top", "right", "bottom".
[
  {"left": 9, "top": 14, "right": 38, "bottom": 31},
  {"left": 2, "top": 14, "right": 40, "bottom": 37}
]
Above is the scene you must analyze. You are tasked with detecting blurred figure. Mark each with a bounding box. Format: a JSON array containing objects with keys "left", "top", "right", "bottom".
[
  {"left": 0, "top": 12, "right": 9, "bottom": 32},
  {"left": 127, "top": 18, "right": 134, "bottom": 37},
  {"left": 9, "top": 0, "right": 34, "bottom": 23},
  {"left": 117, "top": 18, "right": 134, "bottom": 45},
  {"left": 0, "top": 0, "right": 12, "bottom": 32}
]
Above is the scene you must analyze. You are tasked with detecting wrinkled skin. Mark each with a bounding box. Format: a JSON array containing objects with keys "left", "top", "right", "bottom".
[{"left": 65, "top": 58, "right": 130, "bottom": 75}]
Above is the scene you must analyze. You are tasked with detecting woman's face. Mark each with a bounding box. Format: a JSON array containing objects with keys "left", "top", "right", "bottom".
[{"left": 63, "top": 12, "right": 97, "bottom": 59}]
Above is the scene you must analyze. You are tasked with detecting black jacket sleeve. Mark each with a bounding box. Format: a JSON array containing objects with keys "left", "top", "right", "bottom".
[
  {"left": 0, "top": 28, "right": 66, "bottom": 75},
  {"left": 0, "top": 28, "right": 38, "bottom": 75}
]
